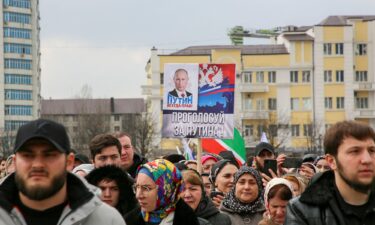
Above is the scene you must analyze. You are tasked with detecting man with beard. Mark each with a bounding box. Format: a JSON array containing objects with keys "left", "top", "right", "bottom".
[
  {"left": 0, "top": 119, "right": 125, "bottom": 225},
  {"left": 285, "top": 120, "right": 375, "bottom": 225}
]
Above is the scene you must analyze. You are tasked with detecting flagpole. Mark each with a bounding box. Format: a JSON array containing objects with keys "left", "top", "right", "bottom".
[{"left": 197, "top": 138, "right": 202, "bottom": 174}]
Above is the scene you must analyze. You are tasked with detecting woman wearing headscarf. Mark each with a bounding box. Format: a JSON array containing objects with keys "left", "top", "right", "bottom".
[
  {"left": 135, "top": 159, "right": 211, "bottom": 225},
  {"left": 220, "top": 166, "right": 265, "bottom": 225},
  {"left": 209, "top": 160, "right": 239, "bottom": 207},
  {"left": 181, "top": 169, "right": 231, "bottom": 225},
  {"left": 258, "top": 178, "right": 293, "bottom": 225}
]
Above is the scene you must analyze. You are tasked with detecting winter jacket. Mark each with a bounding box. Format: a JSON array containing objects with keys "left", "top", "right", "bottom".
[
  {"left": 127, "top": 153, "right": 148, "bottom": 178},
  {"left": 196, "top": 196, "right": 231, "bottom": 225},
  {"left": 0, "top": 173, "right": 125, "bottom": 225},
  {"left": 220, "top": 204, "right": 264, "bottom": 225},
  {"left": 285, "top": 170, "right": 375, "bottom": 225},
  {"left": 136, "top": 199, "right": 211, "bottom": 225}
]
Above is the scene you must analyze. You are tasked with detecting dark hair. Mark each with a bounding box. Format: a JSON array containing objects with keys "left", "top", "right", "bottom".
[
  {"left": 89, "top": 134, "right": 121, "bottom": 159},
  {"left": 85, "top": 165, "right": 137, "bottom": 215},
  {"left": 112, "top": 131, "right": 132, "bottom": 140},
  {"left": 267, "top": 184, "right": 293, "bottom": 201},
  {"left": 324, "top": 120, "right": 375, "bottom": 156}
]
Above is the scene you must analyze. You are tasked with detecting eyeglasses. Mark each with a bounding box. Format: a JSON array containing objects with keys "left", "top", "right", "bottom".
[{"left": 132, "top": 184, "right": 157, "bottom": 194}]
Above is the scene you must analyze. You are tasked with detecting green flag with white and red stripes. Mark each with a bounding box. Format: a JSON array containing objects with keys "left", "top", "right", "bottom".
[{"left": 202, "top": 128, "right": 246, "bottom": 165}]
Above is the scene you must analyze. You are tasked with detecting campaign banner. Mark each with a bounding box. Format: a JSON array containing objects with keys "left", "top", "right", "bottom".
[
  {"left": 163, "top": 64, "right": 198, "bottom": 111},
  {"left": 162, "top": 63, "right": 235, "bottom": 139}
]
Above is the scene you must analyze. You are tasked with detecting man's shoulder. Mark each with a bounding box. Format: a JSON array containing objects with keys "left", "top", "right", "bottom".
[
  {"left": 85, "top": 202, "right": 126, "bottom": 225},
  {"left": 186, "top": 90, "right": 192, "bottom": 96},
  {"left": 169, "top": 89, "right": 178, "bottom": 96}
]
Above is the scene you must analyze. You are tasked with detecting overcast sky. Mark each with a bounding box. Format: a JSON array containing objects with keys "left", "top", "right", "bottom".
[{"left": 40, "top": 0, "right": 375, "bottom": 99}]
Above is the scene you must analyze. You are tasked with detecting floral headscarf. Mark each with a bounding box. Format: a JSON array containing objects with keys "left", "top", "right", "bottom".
[
  {"left": 222, "top": 166, "right": 264, "bottom": 215},
  {"left": 137, "top": 159, "right": 182, "bottom": 224}
]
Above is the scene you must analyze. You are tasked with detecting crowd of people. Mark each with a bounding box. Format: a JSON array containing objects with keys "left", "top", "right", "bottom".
[{"left": 0, "top": 118, "right": 374, "bottom": 225}]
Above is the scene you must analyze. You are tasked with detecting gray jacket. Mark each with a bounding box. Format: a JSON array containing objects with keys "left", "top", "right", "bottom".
[{"left": 0, "top": 173, "right": 126, "bottom": 225}]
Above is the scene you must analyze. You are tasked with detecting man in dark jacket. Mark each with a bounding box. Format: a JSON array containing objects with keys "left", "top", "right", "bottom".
[
  {"left": 285, "top": 120, "right": 375, "bottom": 225},
  {"left": 113, "top": 132, "right": 147, "bottom": 178},
  {"left": 86, "top": 165, "right": 140, "bottom": 225}
]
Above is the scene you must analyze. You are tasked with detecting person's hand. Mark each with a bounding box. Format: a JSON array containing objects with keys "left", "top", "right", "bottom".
[
  {"left": 261, "top": 169, "right": 278, "bottom": 187},
  {"left": 276, "top": 153, "right": 286, "bottom": 176},
  {"left": 299, "top": 164, "right": 315, "bottom": 180},
  {"left": 212, "top": 194, "right": 224, "bottom": 208}
]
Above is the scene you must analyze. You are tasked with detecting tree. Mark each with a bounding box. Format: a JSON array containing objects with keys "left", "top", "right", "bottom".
[{"left": 122, "top": 102, "right": 159, "bottom": 159}]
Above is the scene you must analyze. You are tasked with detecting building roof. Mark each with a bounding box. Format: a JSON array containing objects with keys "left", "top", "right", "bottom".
[
  {"left": 317, "top": 15, "right": 375, "bottom": 26},
  {"left": 169, "top": 45, "right": 288, "bottom": 56},
  {"left": 41, "top": 98, "right": 145, "bottom": 115},
  {"left": 283, "top": 34, "right": 314, "bottom": 41}
]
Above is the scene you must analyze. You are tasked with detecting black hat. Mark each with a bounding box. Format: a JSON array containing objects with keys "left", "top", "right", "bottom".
[
  {"left": 14, "top": 119, "right": 70, "bottom": 153},
  {"left": 74, "top": 153, "right": 90, "bottom": 164},
  {"left": 255, "top": 142, "right": 275, "bottom": 156},
  {"left": 163, "top": 154, "right": 186, "bottom": 164}
]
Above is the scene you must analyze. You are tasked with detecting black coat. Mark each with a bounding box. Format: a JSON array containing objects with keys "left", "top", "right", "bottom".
[
  {"left": 136, "top": 199, "right": 211, "bottom": 225},
  {"left": 168, "top": 89, "right": 192, "bottom": 98},
  {"left": 285, "top": 171, "right": 375, "bottom": 225},
  {"left": 127, "top": 153, "right": 148, "bottom": 178},
  {"left": 196, "top": 196, "right": 231, "bottom": 225}
]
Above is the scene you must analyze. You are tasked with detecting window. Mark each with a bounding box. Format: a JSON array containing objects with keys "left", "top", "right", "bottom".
[
  {"left": 5, "top": 105, "right": 32, "bottom": 115},
  {"left": 291, "top": 125, "right": 300, "bottom": 137},
  {"left": 5, "top": 74, "right": 32, "bottom": 85},
  {"left": 355, "top": 71, "right": 368, "bottom": 82},
  {"left": 3, "top": 12, "right": 31, "bottom": 24},
  {"left": 302, "top": 98, "right": 311, "bottom": 110},
  {"left": 4, "top": 120, "right": 28, "bottom": 131},
  {"left": 268, "top": 71, "right": 276, "bottom": 83},
  {"left": 303, "top": 124, "right": 312, "bottom": 136},
  {"left": 4, "top": 59, "right": 32, "bottom": 70},
  {"left": 256, "top": 99, "right": 265, "bottom": 110},
  {"left": 4, "top": 43, "right": 32, "bottom": 54},
  {"left": 325, "top": 124, "right": 332, "bottom": 131},
  {"left": 73, "top": 126, "right": 78, "bottom": 132},
  {"left": 73, "top": 116, "right": 78, "bottom": 122},
  {"left": 3, "top": 0, "right": 31, "bottom": 9},
  {"left": 325, "top": 97, "right": 332, "bottom": 109},
  {"left": 114, "top": 126, "right": 120, "bottom": 132},
  {"left": 114, "top": 115, "right": 120, "bottom": 121},
  {"left": 290, "top": 71, "right": 298, "bottom": 83},
  {"left": 335, "top": 43, "right": 344, "bottom": 55},
  {"left": 302, "top": 71, "right": 310, "bottom": 83},
  {"left": 5, "top": 89, "right": 32, "bottom": 100},
  {"left": 256, "top": 72, "right": 264, "bottom": 83},
  {"left": 269, "top": 125, "right": 278, "bottom": 137},
  {"left": 291, "top": 98, "right": 299, "bottom": 110},
  {"left": 244, "top": 125, "right": 253, "bottom": 136},
  {"left": 160, "top": 73, "right": 164, "bottom": 84},
  {"left": 336, "top": 70, "right": 344, "bottom": 82},
  {"left": 336, "top": 97, "right": 345, "bottom": 109},
  {"left": 324, "top": 43, "right": 332, "bottom": 55},
  {"left": 356, "top": 44, "right": 367, "bottom": 55},
  {"left": 257, "top": 125, "right": 266, "bottom": 136},
  {"left": 3, "top": 27, "right": 31, "bottom": 39},
  {"left": 243, "top": 72, "right": 252, "bottom": 83},
  {"left": 356, "top": 97, "right": 368, "bottom": 109},
  {"left": 324, "top": 70, "right": 332, "bottom": 83},
  {"left": 268, "top": 98, "right": 277, "bottom": 110},
  {"left": 244, "top": 98, "right": 252, "bottom": 110}
]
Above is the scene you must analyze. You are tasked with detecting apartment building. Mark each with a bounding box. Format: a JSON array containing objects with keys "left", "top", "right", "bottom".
[{"left": 143, "top": 15, "right": 375, "bottom": 153}]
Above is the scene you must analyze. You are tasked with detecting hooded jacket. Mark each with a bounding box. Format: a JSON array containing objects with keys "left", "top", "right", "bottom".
[
  {"left": 195, "top": 196, "right": 231, "bottom": 225},
  {"left": 285, "top": 170, "right": 375, "bottom": 225},
  {"left": 0, "top": 173, "right": 125, "bottom": 225}
]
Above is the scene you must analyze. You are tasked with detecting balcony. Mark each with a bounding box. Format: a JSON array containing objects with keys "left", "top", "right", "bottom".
[
  {"left": 353, "top": 109, "right": 375, "bottom": 119},
  {"left": 240, "top": 110, "right": 269, "bottom": 120},
  {"left": 353, "top": 82, "right": 375, "bottom": 91},
  {"left": 238, "top": 83, "right": 269, "bottom": 93}
]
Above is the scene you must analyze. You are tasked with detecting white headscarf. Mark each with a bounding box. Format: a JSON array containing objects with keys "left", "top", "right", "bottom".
[{"left": 264, "top": 178, "right": 293, "bottom": 209}]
